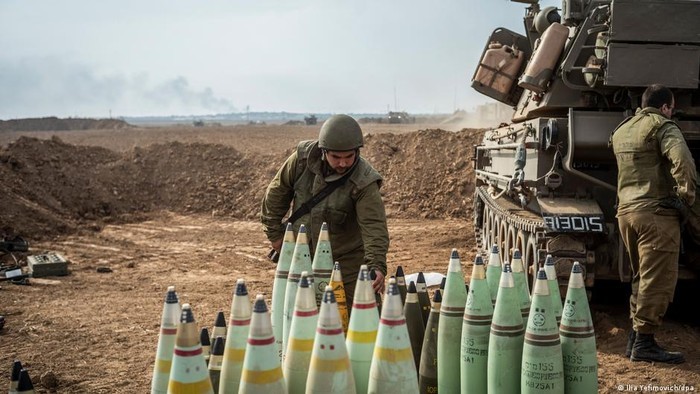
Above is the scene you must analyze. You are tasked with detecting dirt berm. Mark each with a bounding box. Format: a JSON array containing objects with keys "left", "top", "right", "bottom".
[
  {"left": 0, "top": 128, "right": 483, "bottom": 240},
  {"left": 2, "top": 124, "right": 699, "bottom": 393}
]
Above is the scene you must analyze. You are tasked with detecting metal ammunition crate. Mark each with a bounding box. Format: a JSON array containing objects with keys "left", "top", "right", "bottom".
[{"left": 27, "top": 252, "right": 69, "bottom": 277}]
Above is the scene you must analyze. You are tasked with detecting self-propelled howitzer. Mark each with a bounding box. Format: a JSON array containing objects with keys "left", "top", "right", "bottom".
[{"left": 471, "top": 0, "right": 700, "bottom": 289}]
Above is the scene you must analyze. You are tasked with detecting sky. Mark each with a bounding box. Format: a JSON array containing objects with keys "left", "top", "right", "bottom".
[{"left": 0, "top": 0, "right": 559, "bottom": 119}]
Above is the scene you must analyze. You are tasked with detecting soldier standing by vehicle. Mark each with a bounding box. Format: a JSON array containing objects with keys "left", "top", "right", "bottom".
[
  {"left": 611, "top": 84, "right": 696, "bottom": 364},
  {"left": 261, "top": 114, "right": 389, "bottom": 307}
]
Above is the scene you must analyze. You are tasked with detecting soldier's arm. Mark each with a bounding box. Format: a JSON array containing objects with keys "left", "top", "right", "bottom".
[
  {"left": 261, "top": 151, "right": 298, "bottom": 242},
  {"left": 659, "top": 124, "right": 697, "bottom": 206},
  {"left": 355, "top": 181, "right": 389, "bottom": 278}
]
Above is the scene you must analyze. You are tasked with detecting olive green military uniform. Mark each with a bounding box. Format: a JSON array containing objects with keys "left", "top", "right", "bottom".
[
  {"left": 261, "top": 140, "right": 389, "bottom": 307},
  {"left": 612, "top": 107, "right": 697, "bottom": 334}
]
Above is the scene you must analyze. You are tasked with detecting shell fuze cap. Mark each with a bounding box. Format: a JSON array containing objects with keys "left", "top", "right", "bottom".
[{"left": 318, "top": 114, "right": 364, "bottom": 151}]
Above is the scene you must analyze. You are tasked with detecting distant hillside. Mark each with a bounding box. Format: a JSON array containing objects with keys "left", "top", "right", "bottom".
[
  {"left": 0, "top": 117, "right": 132, "bottom": 131},
  {"left": 123, "top": 112, "right": 454, "bottom": 126}
]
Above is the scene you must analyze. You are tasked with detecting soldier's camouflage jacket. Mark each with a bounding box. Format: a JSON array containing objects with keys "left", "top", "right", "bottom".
[
  {"left": 611, "top": 107, "right": 697, "bottom": 216},
  {"left": 261, "top": 140, "right": 389, "bottom": 276}
]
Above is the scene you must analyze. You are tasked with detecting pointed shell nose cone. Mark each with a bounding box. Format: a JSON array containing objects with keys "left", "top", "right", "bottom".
[
  {"left": 296, "top": 224, "right": 309, "bottom": 244},
  {"left": 381, "top": 278, "right": 403, "bottom": 319},
  {"left": 253, "top": 295, "right": 268, "bottom": 313},
  {"left": 451, "top": 248, "right": 460, "bottom": 259},
  {"left": 250, "top": 294, "right": 274, "bottom": 338},
  {"left": 513, "top": 249, "right": 522, "bottom": 260},
  {"left": 331, "top": 262, "right": 343, "bottom": 282},
  {"left": 359, "top": 266, "right": 370, "bottom": 281},
  {"left": 353, "top": 266, "right": 375, "bottom": 304},
  {"left": 543, "top": 254, "right": 557, "bottom": 280},
  {"left": 300, "top": 272, "right": 310, "bottom": 287},
  {"left": 211, "top": 336, "right": 225, "bottom": 355},
  {"left": 322, "top": 286, "right": 337, "bottom": 304},
  {"left": 408, "top": 281, "right": 417, "bottom": 293},
  {"left": 432, "top": 289, "right": 442, "bottom": 303},
  {"left": 572, "top": 261, "right": 582, "bottom": 273},
  {"left": 17, "top": 369, "right": 34, "bottom": 391},
  {"left": 181, "top": 304, "right": 195, "bottom": 323},
  {"left": 165, "top": 286, "right": 179, "bottom": 303},
  {"left": 11, "top": 360, "right": 23, "bottom": 380},
  {"left": 568, "top": 262, "right": 585, "bottom": 288},
  {"left": 534, "top": 268, "right": 550, "bottom": 295},
  {"left": 283, "top": 222, "right": 295, "bottom": 242},
  {"left": 386, "top": 277, "right": 399, "bottom": 296},
  {"left": 318, "top": 286, "right": 341, "bottom": 327},
  {"left": 235, "top": 279, "right": 248, "bottom": 296},
  {"left": 498, "top": 264, "right": 515, "bottom": 288},
  {"left": 318, "top": 222, "right": 330, "bottom": 241},
  {"left": 396, "top": 265, "right": 405, "bottom": 277},
  {"left": 417, "top": 272, "right": 426, "bottom": 284},
  {"left": 472, "top": 256, "right": 487, "bottom": 279},
  {"left": 200, "top": 328, "right": 211, "bottom": 346},
  {"left": 488, "top": 246, "right": 502, "bottom": 268},
  {"left": 545, "top": 254, "right": 554, "bottom": 266},
  {"left": 215, "top": 311, "right": 226, "bottom": 327}
]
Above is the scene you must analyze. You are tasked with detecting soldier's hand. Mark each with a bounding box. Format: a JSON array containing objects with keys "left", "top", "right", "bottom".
[
  {"left": 267, "top": 239, "right": 283, "bottom": 263},
  {"left": 372, "top": 270, "right": 385, "bottom": 294},
  {"left": 271, "top": 239, "right": 282, "bottom": 252},
  {"left": 659, "top": 197, "right": 690, "bottom": 226}
]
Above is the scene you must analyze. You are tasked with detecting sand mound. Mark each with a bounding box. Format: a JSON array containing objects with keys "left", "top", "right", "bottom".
[{"left": 0, "top": 128, "right": 484, "bottom": 239}]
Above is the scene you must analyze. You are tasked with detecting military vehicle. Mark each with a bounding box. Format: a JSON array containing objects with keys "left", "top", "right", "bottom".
[
  {"left": 470, "top": 0, "right": 700, "bottom": 289},
  {"left": 304, "top": 115, "right": 318, "bottom": 125},
  {"left": 388, "top": 111, "right": 414, "bottom": 124}
]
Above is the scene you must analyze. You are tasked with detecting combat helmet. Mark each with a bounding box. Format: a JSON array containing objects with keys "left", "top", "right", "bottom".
[{"left": 318, "top": 114, "right": 364, "bottom": 151}]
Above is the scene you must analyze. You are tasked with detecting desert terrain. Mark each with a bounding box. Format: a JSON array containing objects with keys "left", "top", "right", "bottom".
[{"left": 0, "top": 122, "right": 698, "bottom": 393}]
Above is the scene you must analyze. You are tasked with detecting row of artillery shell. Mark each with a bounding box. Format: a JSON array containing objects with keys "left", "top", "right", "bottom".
[
  {"left": 274, "top": 223, "right": 354, "bottom": 365},
  {"left": 151, "top": 268, "right": 425, "bottom": 393},
  {"left": 462, "top": 245, "right": 597, "bottom": 394},
  {"left": 150, "top": 237, "right": 596, "bottom": 393}
]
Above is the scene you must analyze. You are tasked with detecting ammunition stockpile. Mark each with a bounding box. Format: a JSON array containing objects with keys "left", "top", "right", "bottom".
[{"left": 145, "top": 224, "right": 597, "bottom": 394}]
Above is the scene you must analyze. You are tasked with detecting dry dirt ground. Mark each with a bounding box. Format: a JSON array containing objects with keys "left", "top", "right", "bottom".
[{"left": 0, "top": 123, "right": 699, "bottom": 393}]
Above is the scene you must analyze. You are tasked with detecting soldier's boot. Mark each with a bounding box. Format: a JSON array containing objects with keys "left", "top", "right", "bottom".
[
  {"left": 625, "top": 330, "right": 635, "bottom": 358},
  {"left": 631, "top": 333, "right": 685, "bottom": 364}
]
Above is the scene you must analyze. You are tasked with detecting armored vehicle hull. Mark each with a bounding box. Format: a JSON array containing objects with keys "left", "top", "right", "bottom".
[{"left": 471, "top": 0, "right": 700, "bottom": 289}]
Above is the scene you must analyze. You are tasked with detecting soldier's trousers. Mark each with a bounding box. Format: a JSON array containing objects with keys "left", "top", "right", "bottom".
[{"left": 618, "top": 211, "right": 679, "bottom": 334}]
